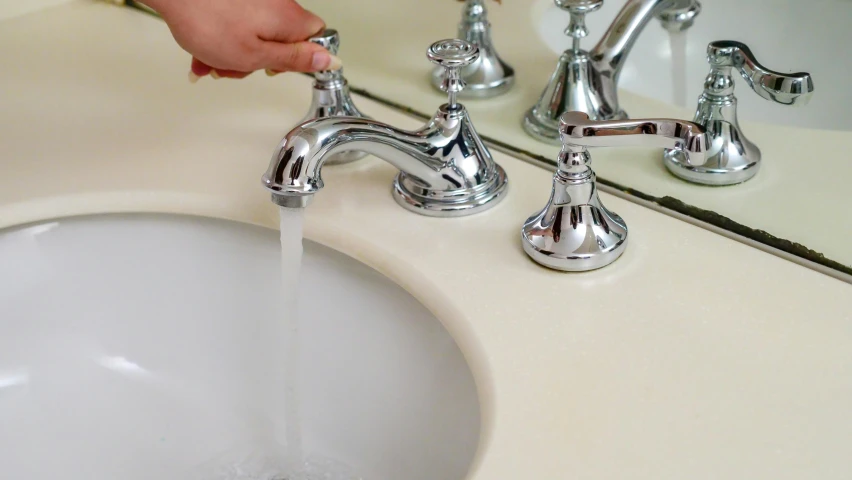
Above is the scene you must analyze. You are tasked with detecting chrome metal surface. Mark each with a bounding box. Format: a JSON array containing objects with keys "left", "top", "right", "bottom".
[
  {"left": 298, "top": 29, "right": 370, "bottom": 165},
  {"left": 431, "top": 0, "right": 515, "bottom": 98},
  {"left": 428, "top": 38, "right": 480, "bottom": 109},
  {"left": 524, "top": 0, "right": 701, "bottom": 144},
  {"left": 657, "top": 0, "right": 701, "bottom": 32},
  {"left": 263, "top": 40, "right": 509, "bottom": 217},
  {"left": 664, "top": 40, "right": 814, "bottom": 185},
  {"left": 523, "top": 112, "right": 708, "bottom": 271}
]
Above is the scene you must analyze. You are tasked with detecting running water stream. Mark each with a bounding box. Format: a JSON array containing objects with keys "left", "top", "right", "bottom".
[
  {"left": 273, "top": 207, "right": 365, "bottom": 480},
  {"left": 207, "top": 206, "right": 364, "bottom": 480},
  {"left": 276, "top": 206, "right": 306, "bottom": 477},
  {"left": 669, "top": 30, "right": 688, "bottom": 108}
]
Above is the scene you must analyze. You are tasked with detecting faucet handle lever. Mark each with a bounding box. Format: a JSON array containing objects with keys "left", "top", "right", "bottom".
[
  {"left": 666, "top": 41, "right": 813, "bottom": 185},
  {"left": 560, "top": 111, "right": 709, "bottom": 165},
  {"left": 705, "top": 40, "right": 814, "bottom": 106},
  {"left": 521, "top": 110, "right": 634, "bottom": 273},
  {"left": 427, "top": 39, "right": 480, "bottom": 108},
  {"left": 555, "top": 0, "right": 603, "bottom": 52}
]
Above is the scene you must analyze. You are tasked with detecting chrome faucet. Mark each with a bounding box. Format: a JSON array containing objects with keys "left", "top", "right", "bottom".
[
  {"left": 664, "top": 40, "right": 815, "bottom": 185},
  {"left": 523, "top": 0, "right": 701, "bottom": 144},
  {"left": 522, "top": 111, "right": 708, "bottom": 271},
  {"left": 297, "top": 28, "right": 370, "bottom": 165},
  {"left": 431, "top": 0, "right": 515, "bottom": 98},
  {"left": 263, "top": 40, "right": 509, "bottom": 217}
]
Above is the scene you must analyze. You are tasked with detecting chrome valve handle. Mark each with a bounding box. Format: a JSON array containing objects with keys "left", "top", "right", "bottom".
[
  {"left": 308, "top": 28, "right": 340, "bottom": 55},
  {"left": 298, "top": 29, "right": 370, "bottom": 165},
  {"left": 664, "top": 40, "right": 815, "bottom": 185},
  {"left": 308, "top": 28, "right": 339, "bottom": 55},
  {"left": 427, "top": 39, "right": 480, "bottom": 109},
  {"left": 557, "top": 0, "right": 604, "bottom": 53},
  {"left": 705, "top": 41, "right": 814, "bottom": 106},
  {"left": 522, "top": 112, "right": 708, "bottom": 272},
  {"left": 430, "top": 0, "right": 515, "bottom": 98}
]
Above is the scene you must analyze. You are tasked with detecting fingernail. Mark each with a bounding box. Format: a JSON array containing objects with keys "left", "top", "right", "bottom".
[
  {"left": 265, "top": 68, "right": 280, "bottom": 77},
  {"left": 210, "top": 70, "right": 221, "bottom": 79},
  {"left": 327, "top": 54, "right": 343, "bottom": 71},
  {"left": 188, "top": 71, "right": 200, "bottom": 84},
  {"left": 312, "top": 52, "right": 342, "bottom": 72},
  {"left": 306, "top": 13, "right": 325, "bottom": 37}
]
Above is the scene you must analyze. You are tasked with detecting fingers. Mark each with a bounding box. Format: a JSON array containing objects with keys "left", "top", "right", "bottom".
[
  {"left": 263, "top": 3, "right": 326, "bottom": 43},
  {"left": 189, "top": 57, "right": 212, "bottom": 82},
  {"left": 188, "top": 36, "right": 342, "bottom": 84},
  {"left": 262, "top": 40, "right": 342, "bottom": 74},
  {"left": 211, "top": 69, "right": 252, "bottom": 79},
  {"left": 189, "top": 57, "right": 251, "bottom": 82}
]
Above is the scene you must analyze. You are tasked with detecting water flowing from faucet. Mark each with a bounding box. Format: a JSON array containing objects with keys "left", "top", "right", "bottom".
[
  {"left": 273, "top": 207, "right": 366, "bottom": 480},
  {"left": 669, "top": 29, "right": 688, "bottom": 107},
  {"left": 277, "top": 206, "right": 306, "bottom": 477}
]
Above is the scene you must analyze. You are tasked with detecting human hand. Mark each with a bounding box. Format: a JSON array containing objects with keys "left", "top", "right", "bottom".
[{"left": 145, "top": 0, "right": 340, "bottom": 81}]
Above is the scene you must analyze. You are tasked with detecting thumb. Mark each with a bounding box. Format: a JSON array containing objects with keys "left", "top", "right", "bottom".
[{"left": 262, "top": 41, "right": 342, "bottom": 74}]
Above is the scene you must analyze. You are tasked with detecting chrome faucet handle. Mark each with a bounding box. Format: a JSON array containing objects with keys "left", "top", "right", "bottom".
[
  {"left": 705, "top": 41, "right": 814, "bottom": 106},
  {"left": 556, "top": 0, "right": 604, "bottom": 53},
  {"left": 428, "top": 39, "right": 480, "bottom": 109},
  {"left": 664, "top": 40, "right": 814, "bottom": 185},
  {"left": 430, "top": 0, "right": 515, "bottom": 98},
  {"left": 522, "top": 112, "right": 708, "bottom": 272},
  {"left": 298, "top": 28, "right": 370, "bottom": 165},
  {"left": 308, "top": 28, "right": 339, "bottom": 55}
]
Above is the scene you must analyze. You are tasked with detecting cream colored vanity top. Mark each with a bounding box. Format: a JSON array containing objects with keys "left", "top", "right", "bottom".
[
  {"left": 2, "top": 3, "right": 852, "bottom": 479},
  {"left": 0, "top": 0, "right": 74, "bottom": 20},
  {"left": 301, "top": 0, "right": 852, "bottom": 269}
]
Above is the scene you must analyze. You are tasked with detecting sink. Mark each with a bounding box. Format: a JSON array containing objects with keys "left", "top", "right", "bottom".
[
  {"left": 0, "top": 214, "right": 480, "bottom": 480},
  {"left": 535, "top": 0, "right": 849, "bottom": 131}
]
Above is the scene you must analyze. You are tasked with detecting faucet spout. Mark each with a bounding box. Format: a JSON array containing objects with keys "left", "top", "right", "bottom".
[
  {"left": 590, "top": 0, "right": 701, "bottom": 110},
  {"left": 262, "top": 105, "right": 509, "bottom": 216}
]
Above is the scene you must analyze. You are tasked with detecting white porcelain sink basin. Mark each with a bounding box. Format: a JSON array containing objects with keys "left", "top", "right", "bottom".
[
  {"left": 536, "top": 0, "right": 849, "bottom": 131},
  {"left": 0, "top": 214, "right": 480, "bottom": 480}
]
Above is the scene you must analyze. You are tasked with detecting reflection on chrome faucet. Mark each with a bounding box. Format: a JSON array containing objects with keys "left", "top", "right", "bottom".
[
  {"left": 262, "top": 40, "right": 509, "bottom": 217},
  {"left": 664, "top": 40, "right": 815, "bottom": 185},
  {"left": 522, "top": 111, "right": 708, "bottom": 272},
  {"left": 524, "top": 0, "right": 701, "bottom": 144},
  {"left": 431, "top": 0, "right": 515, "bottom": 98}
]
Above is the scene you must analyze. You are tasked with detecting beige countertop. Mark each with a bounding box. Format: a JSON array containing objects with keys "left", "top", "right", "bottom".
[
  {"left": 300, "top": 0, "right": 852, "bottom": 270},
  {"left": 2, "top": 2, "right": 852, "bottom": 479}
]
